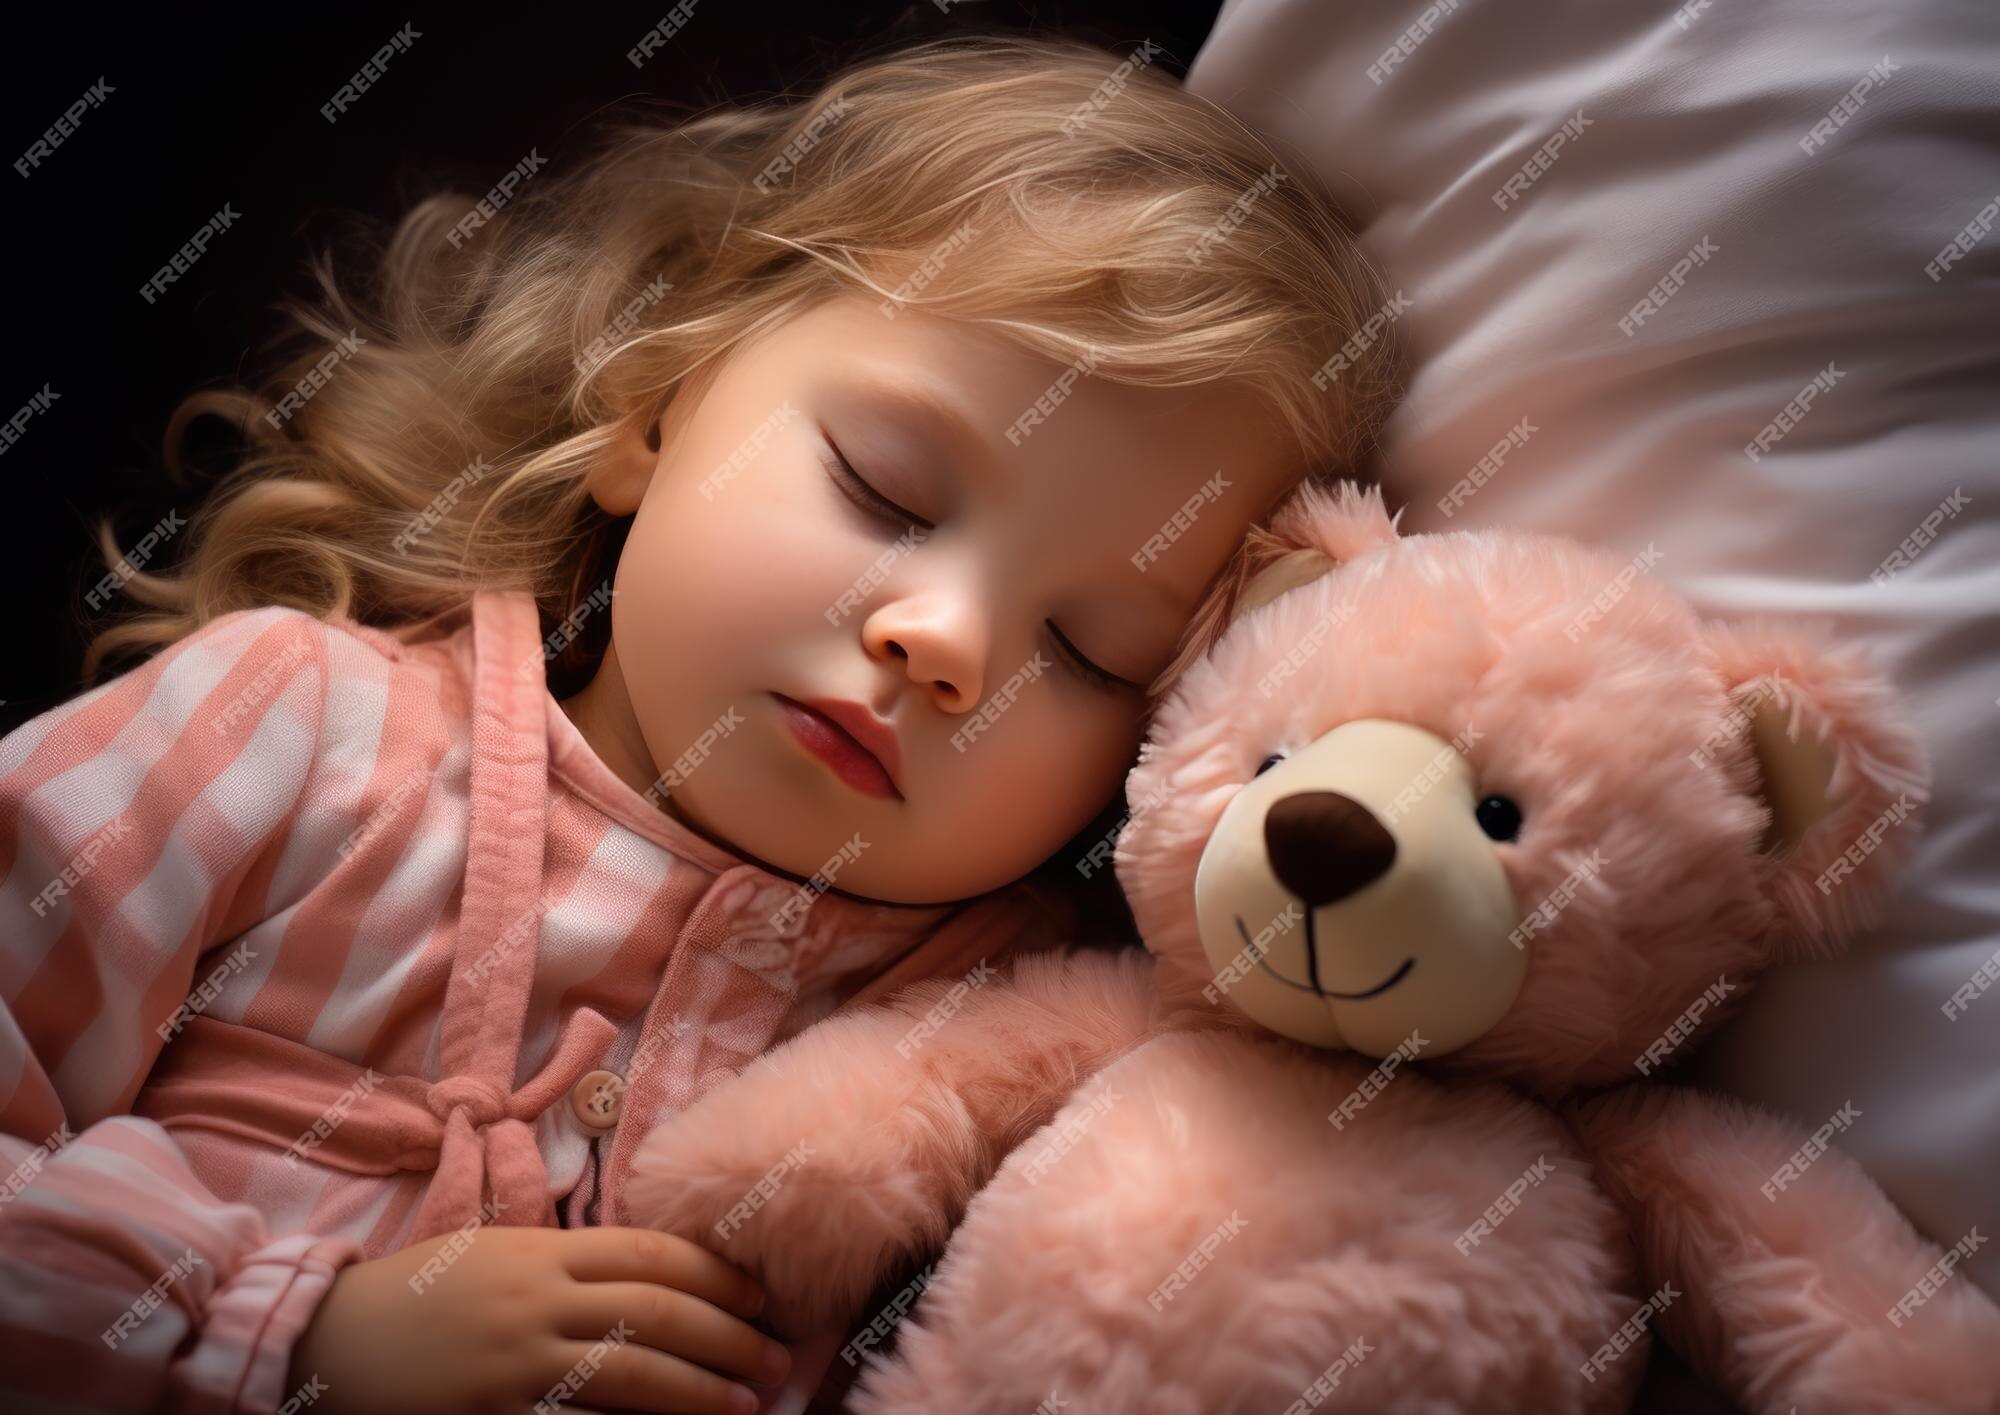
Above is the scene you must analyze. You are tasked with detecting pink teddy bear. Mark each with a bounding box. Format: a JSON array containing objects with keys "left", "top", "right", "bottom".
[{"left": 629, "top": 481, "right": 2000, "bottom": 1413}]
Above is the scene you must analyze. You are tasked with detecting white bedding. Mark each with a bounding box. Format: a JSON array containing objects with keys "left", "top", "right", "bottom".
[{"left": 1187, "top": 0, "right": 2000, "bottom": 1304}]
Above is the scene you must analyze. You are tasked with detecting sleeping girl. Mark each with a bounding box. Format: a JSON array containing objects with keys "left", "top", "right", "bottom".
[{"left": 0, "top": 33, "right": 1395, "bottom": 1415}]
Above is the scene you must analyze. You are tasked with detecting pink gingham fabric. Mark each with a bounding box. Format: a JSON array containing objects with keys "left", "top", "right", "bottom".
[{"left": 0, "top": 589, "right": 1068, "bottom": 1412}]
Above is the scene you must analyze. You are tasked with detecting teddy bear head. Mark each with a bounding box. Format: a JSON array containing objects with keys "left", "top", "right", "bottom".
[{"left": 1113, "top": 481, "right": 1929, "bottom": 1098}]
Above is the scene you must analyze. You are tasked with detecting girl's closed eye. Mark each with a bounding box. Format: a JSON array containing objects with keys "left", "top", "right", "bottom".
[
  {"left": 822, "top": 436, "right": 934, "bottom": 531},
  {"left": 820, "top": 437, "right": 1142, "bottom": 695},
  {"left": 1042, "top": 619, "right": 1139, "bottom": 694}
]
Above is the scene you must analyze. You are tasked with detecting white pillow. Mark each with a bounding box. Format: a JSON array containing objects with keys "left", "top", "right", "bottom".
[{"left": 1188, "top": 0, "right": 2000, "bottom": 1306}]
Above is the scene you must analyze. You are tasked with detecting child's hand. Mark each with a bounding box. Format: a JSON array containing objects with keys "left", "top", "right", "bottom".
[{"left": 287, "top": 1225, "right": 790, "bottom": 1414}]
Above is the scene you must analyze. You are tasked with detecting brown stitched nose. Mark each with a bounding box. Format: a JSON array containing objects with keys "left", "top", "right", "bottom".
[{"left": 1264, "top": 791, "right": 1398, "bottom": 907}]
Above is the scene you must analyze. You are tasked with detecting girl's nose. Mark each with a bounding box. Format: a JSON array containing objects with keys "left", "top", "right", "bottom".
[
  {"left": 883, "top": 636, "right": 964, "bottom": 705},
  {"left": 863, "top": 600, "right": 986, "bottom": 711}
]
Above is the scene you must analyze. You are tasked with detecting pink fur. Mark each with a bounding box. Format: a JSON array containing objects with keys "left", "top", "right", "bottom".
[
  {"left": 627, "top": 479, "right": 1997, "bottom": 1412},
  {"left": 854, "top": 1032, "right": 1642, "bottom": 1415},
  {"left": 625, "top": 947, "right": 1170, "bottom": 1332},
  {"left": 1572, "top": 1085, "right": 2000, "bottom": 1413}
]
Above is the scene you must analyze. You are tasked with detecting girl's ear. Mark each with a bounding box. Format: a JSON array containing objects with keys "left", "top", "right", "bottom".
[
  {"left": 585, "top": 415, "right": 659, "bottom": 517},
  {"left": 587, "top": 367, "right": 721, "bottom": 516},
  {"left": 1230, "top": 480, "right": 1401, "bottom": 624},
  {"left": 1701, "top": 618, "right": 1931, "bottom": 960}
]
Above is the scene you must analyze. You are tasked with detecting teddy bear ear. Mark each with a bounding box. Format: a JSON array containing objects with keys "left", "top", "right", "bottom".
[
  {"left": 1700, "top": 618, "right": 1931, "bottom": 960},
  {"left": 1267, "top": 478, "right": 1403, "bottom": 564},
  {"left": 1228, "top": 480, "right": 1401, "bottom": 625}
]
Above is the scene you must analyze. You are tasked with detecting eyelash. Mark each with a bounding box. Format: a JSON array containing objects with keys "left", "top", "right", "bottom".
[
  {"left": 823, "top": 443, "right": 1133, "bottom": 694},
  {"left": 824, "top": 441, "right": 932, "bottom": 530},
  {"left": 1043, "top": 620, "right": 1127, "bottom": 692}
]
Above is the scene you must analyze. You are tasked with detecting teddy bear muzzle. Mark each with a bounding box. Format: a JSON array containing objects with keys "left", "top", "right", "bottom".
[{"left": 1191, "top": 718, "right": 1528, "bottom": 1060}]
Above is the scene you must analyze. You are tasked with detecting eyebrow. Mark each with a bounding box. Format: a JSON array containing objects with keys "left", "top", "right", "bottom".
[{"left": 866, "top": 377, "right": 993, "bottom": 482}]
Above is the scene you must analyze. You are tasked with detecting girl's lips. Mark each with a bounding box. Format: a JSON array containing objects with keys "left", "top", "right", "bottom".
[{"left": 773, "top": 694, "right": 903, "bottom": 800}]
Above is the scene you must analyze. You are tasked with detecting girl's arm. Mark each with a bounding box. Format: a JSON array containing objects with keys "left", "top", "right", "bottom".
[
  {"left": 0, "top": 605, "right": 361, "bottom": 1414},
  {"left": 626, "top": 945, "right": 1168, "bottom": 1331}
]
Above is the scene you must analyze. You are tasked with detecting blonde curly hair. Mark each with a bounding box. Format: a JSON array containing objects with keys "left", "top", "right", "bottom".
[{"left": 84, "top": 33, "right": 1401, "bottom": 704}]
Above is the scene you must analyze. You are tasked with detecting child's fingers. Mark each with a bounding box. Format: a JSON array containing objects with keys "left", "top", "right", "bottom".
[
  {"left": 551, "top": 1335, "right": 761, "bottom": 1415},
  {"left": 557, "top": 1227, "right": 765, "bottom": 1319},
  {"left": 559, "top": 1280, "right": 789, "bottom": 1387}
]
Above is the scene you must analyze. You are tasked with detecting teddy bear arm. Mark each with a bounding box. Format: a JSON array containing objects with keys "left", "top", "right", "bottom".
[
  {"left": 901, "top": 945, "right": 1171, "bottom": 1147},
  {"left": 1568, "top": 1082, "right": 2000, "bottom": 1414},
  {"left": 624, "top": 946, "right": 1166, "bottom": 1332}
]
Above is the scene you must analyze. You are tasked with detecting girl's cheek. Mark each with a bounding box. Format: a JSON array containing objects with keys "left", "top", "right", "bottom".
[
  {"left": 734, "top": 468, "right": 883, "bottom": 587},
  {"left": 656, "top": 482, "right": 839, "bottom": 616},
  {"left": 1014, "top": 691, "right": 1141, "bottom": 794}
]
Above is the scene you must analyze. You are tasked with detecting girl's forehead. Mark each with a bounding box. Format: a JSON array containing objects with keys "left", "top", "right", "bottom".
[{"left": 772, "top": 289, "right": 1289, "bottom": 452}]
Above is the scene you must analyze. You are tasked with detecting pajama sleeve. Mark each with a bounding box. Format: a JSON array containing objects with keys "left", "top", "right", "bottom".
[{"left": 0, "top": 605, "right": 363, "bottom": 1413}]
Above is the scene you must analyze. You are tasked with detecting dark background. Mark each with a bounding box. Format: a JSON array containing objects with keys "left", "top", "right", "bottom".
[{"left": 0, "top": 0, "right": 1225, "bottom": 731}]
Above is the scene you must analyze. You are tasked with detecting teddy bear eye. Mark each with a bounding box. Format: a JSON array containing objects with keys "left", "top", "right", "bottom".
[
  {"left": 1475, "top": 795, "right": 1524, "bottom": 841},
  {"left": 1254, "top": 752, "right": 1287, "bottom": 777}
]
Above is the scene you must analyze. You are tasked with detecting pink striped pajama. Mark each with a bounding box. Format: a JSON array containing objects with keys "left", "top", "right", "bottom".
[{"left": 0, "top": 589, "right": 1069, "bottom": 1412}]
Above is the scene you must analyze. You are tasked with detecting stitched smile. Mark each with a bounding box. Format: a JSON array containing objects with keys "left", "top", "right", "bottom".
[{"left": 1234, "top": 913, "right": 1415, "bottom": 1001}]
